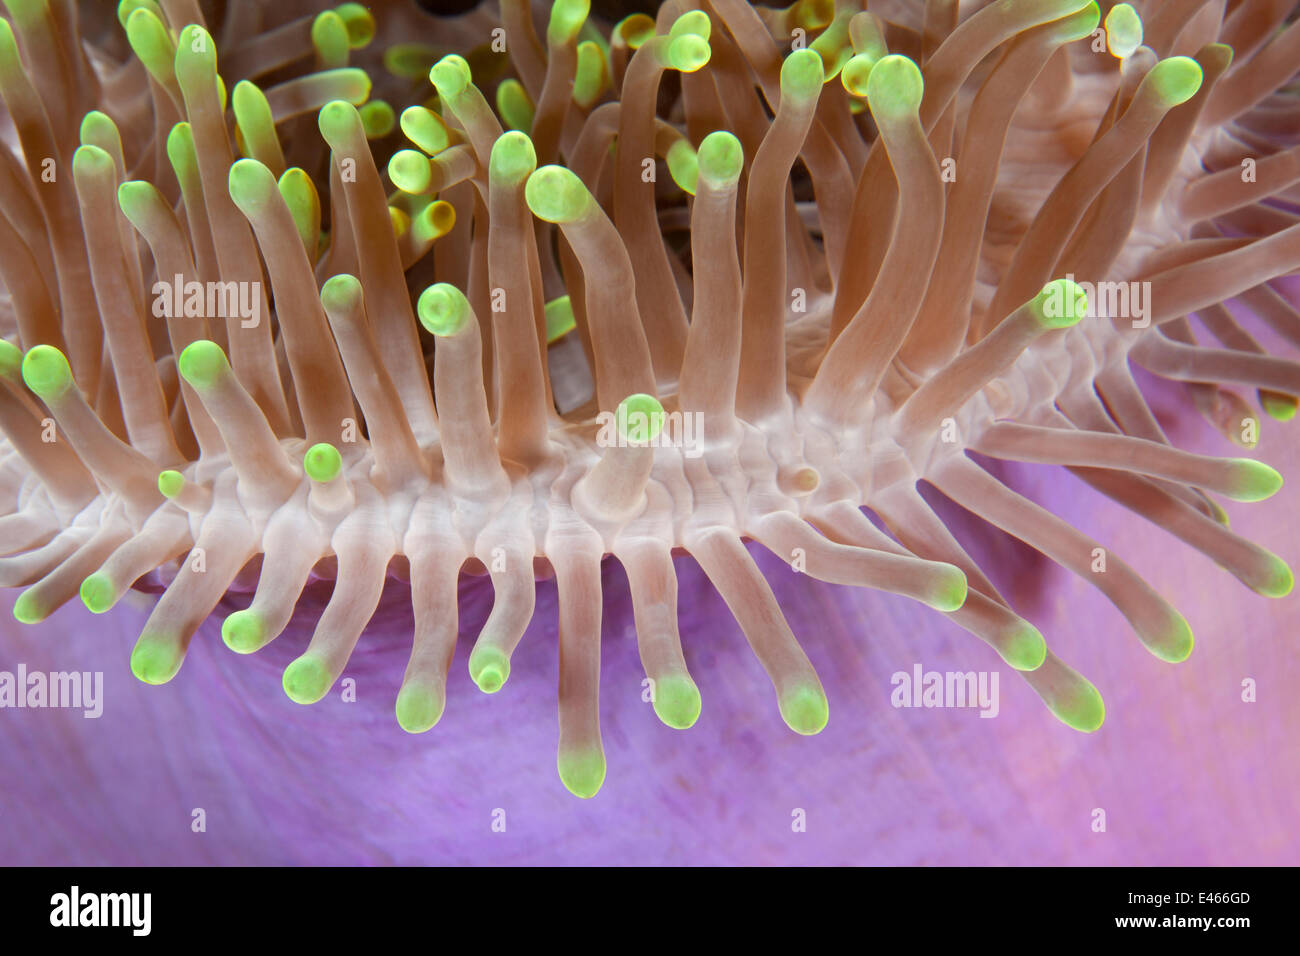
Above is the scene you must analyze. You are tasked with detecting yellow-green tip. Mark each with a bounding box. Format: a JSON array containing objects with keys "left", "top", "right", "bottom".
[
  {"left": 524, "top": 164, "right": 592, "bottom": 224},
  {"left": 283, "top": 654, "right": 333, "bottom": 704},
  {"left": 653, "top": 673, "right": 702, "bottom": 729},
  {"left": 696, "top": 130, "right": 743, "bottom": 189},
  {"left": 1033, "top": 278, "right": 1088, "bottom": 328},
  {"left": 1104, "top": 3, "right": 1143, "bottom": 59},
  {"left": 1145, "top": 56, "right": 1203, "bottom": 107},
  {"left": 616, "top": 393, "right": 665, "bottom": 443},
  {"left": 1260, "top": 390, "right": 1298, "bottom": 422},
  {"left": 1003, "top": 623, "right": 1048, "bottom": 672},
  {"left": 12, "top": 589, "right": 46, "bottom": 625},
  {"left": 925, "top": 566, "right": 968, "bottom": 613},
  {"left": 177, "top": 340, "right": 229, "bottom": 390},
  {"left": 1044, "top": 675, "right": 1106, "bottom": 733},
  {"left": 320, "top": 273, "right": 363, "bottom": 314},
  {"left": 130, "top": 633, "right": 182, "bottom": 685},
  {"left": 417, "top": 282, "right": 472, "bottom": 336},
  {"left": 557, "top": 746, "right": 606, "bottom": 798},
  {"left": 665, "top": 138, "right": 698, "bottom": 195},
  {"left": 157, "top": 469, "right": 185, "bottom": 498},
  {"left": 396, "top": 681, "right": 444, "bottom": 733},
  {"left": 866, "top": 54, "right": 922, "bottom": 117},
  {"left": 80, "top": 573, "right": 115, "bottom": 615},
  {"left": 304, "top": 443, "right": 343, "bottom": 483},
  {"left": 222, "top": 609, "right": 265, "bottom": 654},
  {"left": 666, "top": 33, "right": 710, "bottom": 73},
  {"left": 334, "top": 2, "right": 375, "bottom": 48},
  {"left": 469, "top": 645, "right": 511, "bottom": 693},
  {"left": 429, "top": 54, "right": 472, "bottom": 100},
  {"left": 1143, "top": 611, "right": 1194, "bottom": 664},
  {"left": 779, "top": 682, "right": 829, "bottom": 735},
  {"left": 782, "top": 47, "right": 826, "bottom": 101},
  {"left": 21, "top": 345, "right": 74, "bottom": 400},
  {"left": 1254, "top": 553, "right": 1294, "bottom": 599},
  {"left": 489, "top": 130, "right": 537, "bottom": 184},
  {"left": 1226, "top": 458, "right": 1283, "bottom": 502},
  {"left": 545, "top": 295, "right": 576, "bottom": 343}
]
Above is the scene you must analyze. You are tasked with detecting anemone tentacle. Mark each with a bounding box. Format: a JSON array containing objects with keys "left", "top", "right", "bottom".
[{"left": 0, "top": 0, "right": 1297, "bottom": 797}]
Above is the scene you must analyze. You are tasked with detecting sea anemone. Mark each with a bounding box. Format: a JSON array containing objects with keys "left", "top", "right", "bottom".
[{"left": 0, "top": 0, "right": 1297, "bottom": 801}]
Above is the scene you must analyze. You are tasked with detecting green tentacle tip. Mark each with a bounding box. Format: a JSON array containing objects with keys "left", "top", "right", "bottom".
[
  {"left": 615, "top": 14, "right": 656, "bottom": 50},
  {"left": 489, "top": 130, "right": 538, "bottom": 185},
  {"left": 1048, "top": 677, "right": 1105, "bottom": 733},
  {"left": 80, "top": 573, "right": 115, "bottom": 615},
  {"left": 334, "top": 2, "right": 376, "bottom": 48},
  {"left": 667, "top": 33, "right": 710, "bottom": 73},
  {"left": 0, "top": 339, "right": 22, "bottom": 380},
  {"left": 227, "top": 157, "right": 276, "bottom": 210},
  {"left": 469, "top": 645, "right": 511, "bottom": 694},
  {"left": 1257, "top": 555, "right": 1294, "bottom": 599},
  {"left": 866, "top": 54, "right": 922, "bottom": 116},
  {"left": 1034, "top": 278, "right": 1088, "bottom": 327},
  {"left": 312, "top": 10, "right": 350, "bottom": 66},
  {"left": 166, "top": 122, "right": 196, "bottom": 174},
  {"left": 496, "top": 78, "right": 535, "bottom": 132},
  {"left": 696, "top": 130, "right": 743, "bottom": 189},
  {"left": 304, "top": 443, "right": 343, "bottom": 483},
  {"left": 117, "top": 0, "right": 163, "bottom": 29},
  {"left": 926, "top": 566, "right": 968, "bottom": 613},
  {"left": 388, "top": 149, "right": 432, "bottom": 194},
  {"left": 174, "top": 24, "right": 217, "bottom": 76},
  {"left": 1147, "top": 612, "right": 1194, "bottom": 664},
  {"left": 782, "top": 48, "right": 826, "bottom": 101},
  {"left": 557, "top": 747, "right": 606, "bottom": 799},
  {"left": 359, "top": 100, "right": 395, "bottom": 138},
  {"left": 79, "top": 111, "right": 119, "bottom": 150},
  {"left": 1227, "top": 458, "right": 1283, "bottom": 502},
  {"left": 130, "top": 634, "right": 181, "bottom": 685},
  {"left": 72, "top": 143, "right": 114, "bottom": 180},
  {"left": 665, "top": 138, "right": 698, "bottom": 194},
  {"left": 221, "top": 609, "right": 265, "bottom": 654},
  {"left": 616, "top": 393, "right": 665, "bottom": 443},
  {"left": 573, "top": 40, "right": 607, "bottom": 108},
  {"left": 796, "top": 0, "right": 835, "bottom": 31},
  {"left": 1147, "top": 56, "right": 1203, "bottom": 107},
  {"left": 416, "top": 283, "right": 471, "bottom": 337},
  {"left": 1260, "top": 390, "right": 1298, "bottom": 422},
  {"left": 279, "top": 167, "right": 321, "bottom": 250},
  {"left": 13, "top": 589, "right": 46, "bottom": 625},
  {"left": 157, "top": 469, "right": 185, "bottom": 498},
  {"left": 401, "top": 105, "right": 452, "bottom": 154},
  {"left": 177, "top": 340, "right": 229, "bottom": 390},
  {"left": 21, "top": 345, "right": 73, "bottom": 400},
  {"left": 395, "top": 682, "right": 444, "bottom": 733},
  {"left": 668, "top": 10, "right": 711, "bottom": 43},
  {"left": 125, "top": 7, "right": 175, "bottom": 80},
  {"left": 1003, "top": 623, "right": 1048, "bottom": 672},
  {"left": 548, "top": 0, "right": 591, "bottom": 46},
  {"left": 283, "top": 654, "right": 333, "bottom": 704},
  {"left": 1104, "top": 3, "right": 1143, "bottom": 59},
  {"left": 317, "top": 99, "right": 361, "bottom": 144},
  {"left": 779, "top": 683, "right": 829, "bottom": 735},
  {"left": 841, "top": 52, "right": 877, "bottom": 97},
  {"left": 320, "top": 273, "right": 363, "bottom": 314},
  {"left": 429, "top": 54, "right": 472, "bottom": 100},
  {"left": 652, "top": 673, "right": 701, "bottom": 729},
  {"left": 117, "top": 179, "right": 160, "bottom": 223},
  {"left": 544, "top": 295, "right": 576, "bottom": 343},
  {"left": 524, "top": 164, "right": 592, "bottom": 224}
]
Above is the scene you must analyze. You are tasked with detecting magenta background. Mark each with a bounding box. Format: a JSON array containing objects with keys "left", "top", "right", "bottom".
[{"left": 1, "top": 371, "right": 1298, "bottom": 865}]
